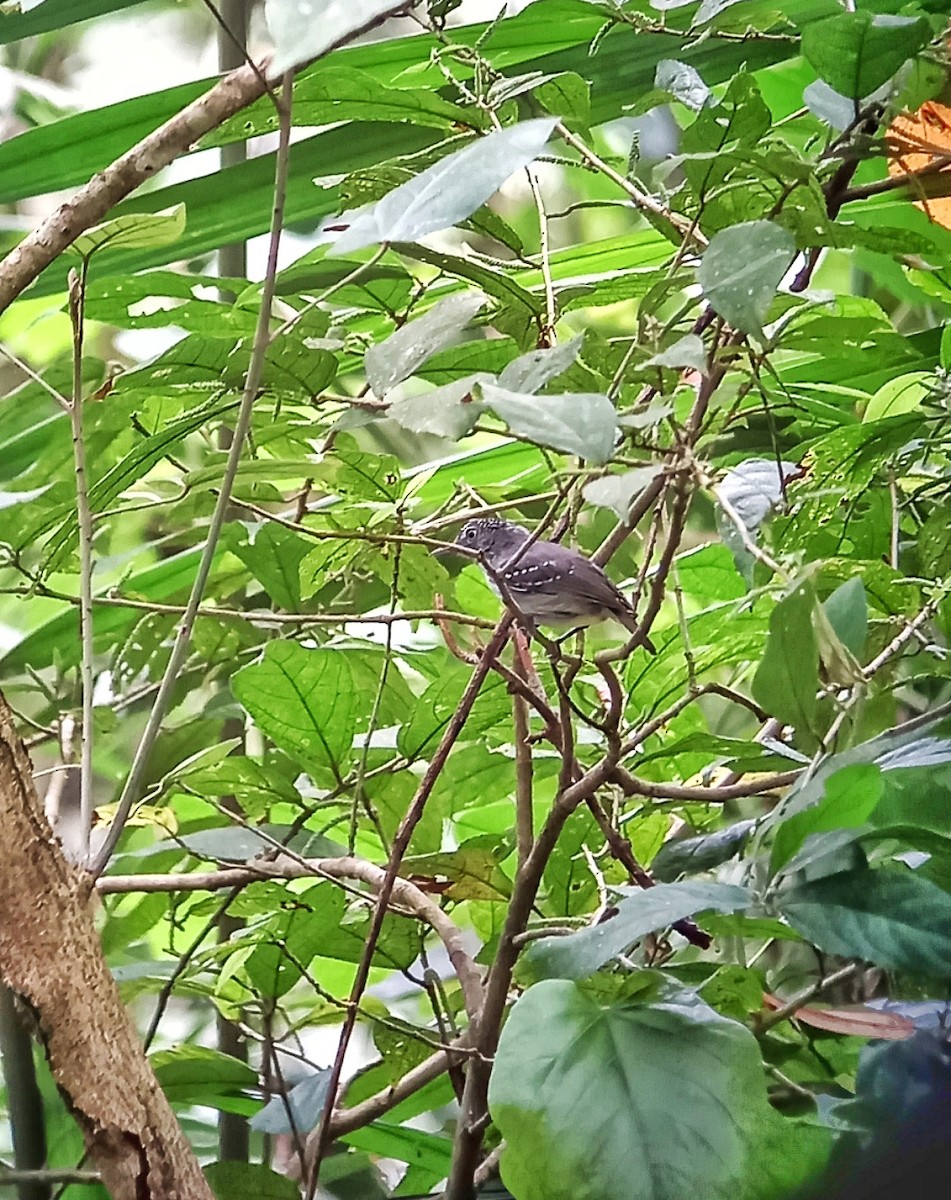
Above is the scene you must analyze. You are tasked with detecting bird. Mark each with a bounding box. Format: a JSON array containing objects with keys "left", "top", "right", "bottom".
[{"left": 444, "top": 516, "right": 655, "bottom": 649}]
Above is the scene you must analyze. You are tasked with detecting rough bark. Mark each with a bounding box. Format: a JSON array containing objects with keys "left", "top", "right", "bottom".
[{"left": 0, "top": 692, "right": 214, "bottom": 1200}]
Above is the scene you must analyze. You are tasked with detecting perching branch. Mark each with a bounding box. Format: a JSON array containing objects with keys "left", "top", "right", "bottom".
[{"left": 98, "top": 856, "right": 484, "bottom": 1022}]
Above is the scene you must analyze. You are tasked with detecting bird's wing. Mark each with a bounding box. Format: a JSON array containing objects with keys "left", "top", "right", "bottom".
[{"left": 561, "top": 558, "right": 635, "bottom": 612}]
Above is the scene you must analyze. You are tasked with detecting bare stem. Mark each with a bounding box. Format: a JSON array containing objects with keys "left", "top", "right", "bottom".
[
  {"left": 89, "top": 72, "right": 296, "bottom": 878},
  {"left": 67, "top": 263, "right": 96, "bottom": 861}
]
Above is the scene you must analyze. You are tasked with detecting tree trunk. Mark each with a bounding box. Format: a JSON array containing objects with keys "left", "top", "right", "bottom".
[{"left": 0, "top": 693, "right": 214, "bottom": 1200}]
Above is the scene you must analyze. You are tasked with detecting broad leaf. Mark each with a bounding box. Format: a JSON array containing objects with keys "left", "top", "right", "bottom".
[
  {"left": 365, "top": 292, "right": 487, "bottom": 395},
  {"left": 523, "top": 882, "right": 751, "bottom": 981},
  {"left": 800, "top": 12, "right": 932, "bottom": 100},
  {"left": 331, "top": 118, "right": 557, "bottom": 253},
  {"left": 781, "top": 868, "right": 951, "bottom": 976},
  {"left": 490, "top": 981, "right": 828, "bottom": 1200},
  {"left": 69, "top": 204, "right": 186, "bottom": 259},
  {"left": 652, "top": 821, "right": 755, "bottom": 882},
  {"left": 388, "top": 375, "right": 488, "bottom": 439},
  {"left": 232, "top": 642, "right": 356, "bottom": 780},
  {"left": 480, "top": 382, "right": 618, "bottom": 463},
  {"left": 497, "top": 336, "right": 584, "bottom": 393},
  {"left": 698, "top": 220, "right": 795, "bottom": 335},
  {"left": 751, "top": 582, "right": 819, "bottom": 738},
  {"left": 770, "top": 763, "right": 884, "bottom": 875},
  {"left": 205, "top": 1161, "right": 300, "bottom": 1200}
]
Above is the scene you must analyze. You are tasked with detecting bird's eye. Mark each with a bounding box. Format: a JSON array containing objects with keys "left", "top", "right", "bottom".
[{"left": 463, "top": 528, "right": 475, "bottom": 541}]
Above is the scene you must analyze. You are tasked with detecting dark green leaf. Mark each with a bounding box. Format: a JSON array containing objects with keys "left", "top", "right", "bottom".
[
  {"left": 206, "top": 1161, "right": 299, "bottom": 1200},
  {"left": 651, "top": 822, "right": 755, "bottom": 882},
  {"left": 751, "top": 582, "right": 820, "bottom": 737},
  {"left": 781, "top": 868, "right": 951, "bottom": 976},
  {"left": 801, "top": 12, "right": 932, "bottom": 100},
  {"left": 822, "top": 576, "right": 868, "bottom": 657}
]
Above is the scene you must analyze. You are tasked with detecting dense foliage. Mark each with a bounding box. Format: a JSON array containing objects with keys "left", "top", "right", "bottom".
[{"left": 2, "top": 0, "right": 951, "bottom": 1197}]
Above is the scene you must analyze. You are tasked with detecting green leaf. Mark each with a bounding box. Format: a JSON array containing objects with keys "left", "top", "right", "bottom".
[
  {"left": 229, "top": 524, "right": 313, "bottom": 611},
  {"left": 770, "top": 763, "right": 884, "bottom": 875},
  {"left": 152, "top": 1045, "right": 257, "bottom": 1110},
  {"left": 822, "top": 576, "right": 867, "bottom": 657},
  {"left": 342, "top": 1121, "right": 453, "bottom": 1174},
  {"left": 206, "top": 1161, "right": 300, "bottom": 1200},
  {"left": 497, "top": 335, "right": 584, "bottom": 393},
  {"left": 583, "top": 467, "right": 661, "bottom": 519},
  {"left": 265, "top": 0, "right": 410, "bottom": 75},
  {"left": 698, "top": 220, "right": 795, "bottom": 335},
  {"left": 332, "top": 118, "right": 557, "bottom": 253},
  {"left": 69, "top": 204, "right": 186, "bottom": 259},
  {"left": 535, "top": 71, "right": 591, "bottom": 130},
  {"left": 232, "top": 642, "right": 356, "bottom": 779},
  {"left": 651, "top": 822, "right": 755, "bottom": 882},
  {"left": 480, "top": 383, "right": 618, "bottom": 463},
  {"left": 180, "top": 754, "right": 301, "bottom": 818},
  {"left": 490, "top": 981, "right": 828, "bottom": 1200},
  {"left": 209, "top": 65, "right": 477, "bottom": 144},
  {"left": 751, "top": 582, "right": 819, "bottom": 737},
  {"left": 402, "top": 836, "right": 514, "bottom": 900},
  {"left": 523, "top": 882, "right": 751, "bottom": 981},
  {"left": 0, "top": 0, "right": 149, "bottom": 41},
  {"left": 387, "top": 375, "right": 488, "bottom": 440},
  {"left": 39, "top": 394, "right": 237, "bottom": 574},
  {"left": 862, "top": 371, "right": 931, "bottom": 423},
  {"left": 781, "top": 868, "right": 951, "bottom": 976},
  {"left": 365, "top": 292, "right": 487, "bottom": 395},
  {"left": 800, "top": 12, "right": 932, "bottom": 100},
  {"left": 0, "top": 544, "right": 220, "bottom": 676}
]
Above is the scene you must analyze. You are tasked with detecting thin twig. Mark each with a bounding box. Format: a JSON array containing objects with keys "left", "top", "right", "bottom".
[
  {"left": 89, "top": 71, "right": 297, "bottom": 879},
  {"left": 0, "top": 342, "right": 70, "bottom": 411},
  {"left": 512, "top": 644, "right": 535, "bottom": 868},
  {"left": 67, "top": 265, "right": 96, "bottom": 861},
  {"left": 756, "top": 963, "right": 859, "bottom": 1033},
  {"left": 306, "top": 619, "right": 513, "bottom": 1197},
  {"left": 555, "top": 121, "right": 706, "bottom": 248}
]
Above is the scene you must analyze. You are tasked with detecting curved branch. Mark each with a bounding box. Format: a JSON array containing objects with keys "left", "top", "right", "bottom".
[
  {"left": 97, "top": 855, "right": 484, "bottom": 1022},
  {"left": 0, "top": 61, "right": 270, "bottom": 313}
]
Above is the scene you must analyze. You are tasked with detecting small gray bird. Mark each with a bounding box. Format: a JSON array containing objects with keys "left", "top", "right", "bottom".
[{"left": 447, "top": 516, "right": 654, "bottom": 648}]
